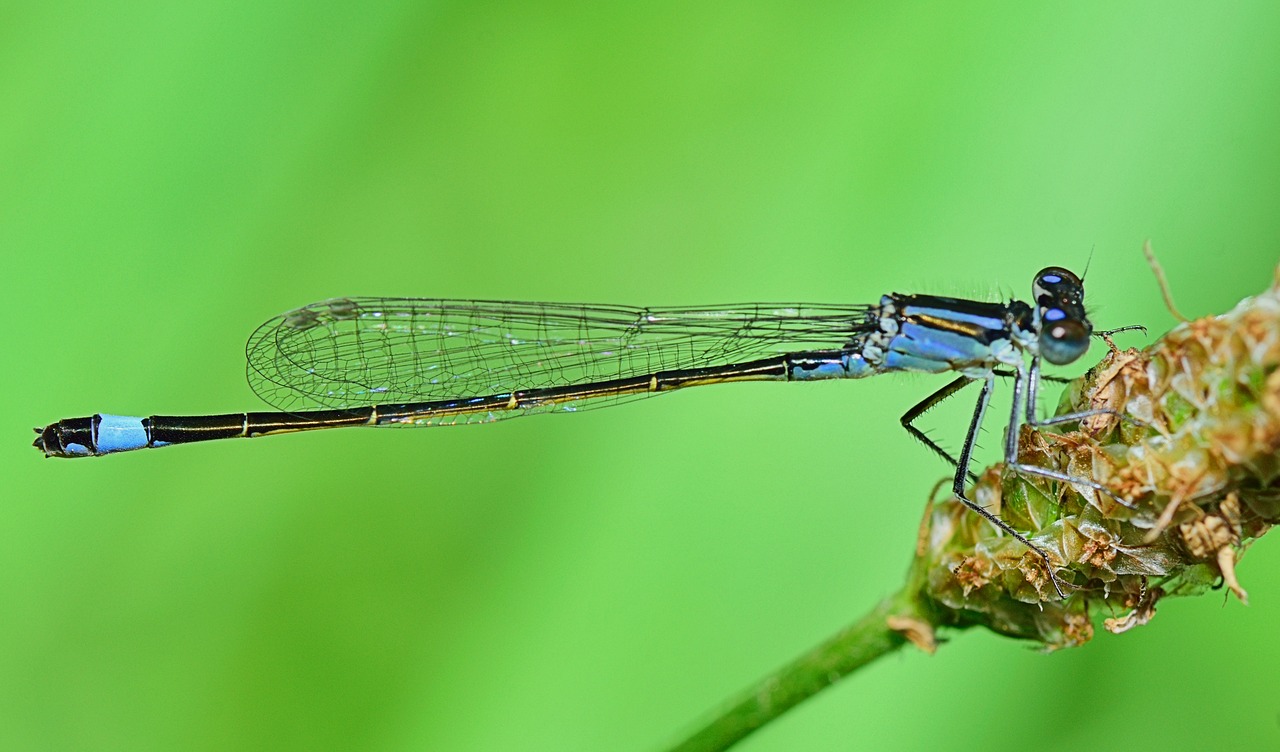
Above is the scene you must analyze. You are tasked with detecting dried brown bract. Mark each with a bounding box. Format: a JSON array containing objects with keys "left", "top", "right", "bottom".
[{"left": 915, "top": 270, "right": 1280, "bottom": 648}]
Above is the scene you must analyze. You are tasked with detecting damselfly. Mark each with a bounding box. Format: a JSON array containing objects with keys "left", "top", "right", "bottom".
[{"left": 34, "top": 267, "right": 1137, "bottom": 596}]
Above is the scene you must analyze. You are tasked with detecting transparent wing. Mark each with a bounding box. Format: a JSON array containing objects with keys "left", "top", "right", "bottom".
[{"left": 245, "top": 297, "right": 876, "bottom": 413}]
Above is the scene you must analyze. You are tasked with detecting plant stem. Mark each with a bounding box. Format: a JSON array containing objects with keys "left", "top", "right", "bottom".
[{"left": 665, "top": 588, "right": 925, "bottom": 752}]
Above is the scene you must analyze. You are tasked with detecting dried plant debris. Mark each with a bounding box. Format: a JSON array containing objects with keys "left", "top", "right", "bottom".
[{"left": 915, "top": 271, "right": 1280, "bottom": 649}]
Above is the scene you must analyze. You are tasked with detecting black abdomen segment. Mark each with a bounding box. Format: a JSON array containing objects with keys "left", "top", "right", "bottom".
[{"left": 34, "top": 351, "right": 860, "bottom": 458}]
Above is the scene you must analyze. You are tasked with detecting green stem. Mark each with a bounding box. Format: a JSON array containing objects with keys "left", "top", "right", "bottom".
[{"left": 665, "top": 588, "right": 926, "bottom": 752}]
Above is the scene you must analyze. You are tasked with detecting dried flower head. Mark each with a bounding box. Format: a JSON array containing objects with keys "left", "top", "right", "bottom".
[{"left": 915, "top": 270, "right": 1280, "bottom": 648}]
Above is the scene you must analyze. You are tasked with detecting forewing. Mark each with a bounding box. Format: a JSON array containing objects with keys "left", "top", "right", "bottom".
[{"left": 245, "top": 297, "right": 875, "bottom": 413}]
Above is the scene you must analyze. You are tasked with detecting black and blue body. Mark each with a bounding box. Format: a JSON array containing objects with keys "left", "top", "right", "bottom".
[{"left": 34, "top": 266, "right": 1124, "bottom": 597}]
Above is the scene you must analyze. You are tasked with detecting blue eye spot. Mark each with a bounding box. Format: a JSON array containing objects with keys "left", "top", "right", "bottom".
[
  {"left": 1044, "top": 308, "right": 1066, "bottom": 322},
  {"left": 1041, "top": 274, "right": 1062, "bottom": 284}
]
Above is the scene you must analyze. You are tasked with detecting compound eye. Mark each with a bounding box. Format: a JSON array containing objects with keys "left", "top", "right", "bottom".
[
  {"left": 1039, "top": 316, "right": 1090, "bottom": 365},
  {"left": 1033, "top": 266, "right": 1081, "bottom": 297}
]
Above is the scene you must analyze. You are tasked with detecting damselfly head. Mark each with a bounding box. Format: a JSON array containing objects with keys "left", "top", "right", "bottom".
[{"left": 1033, "top": 267, "right": 1092, "bottom": 365}]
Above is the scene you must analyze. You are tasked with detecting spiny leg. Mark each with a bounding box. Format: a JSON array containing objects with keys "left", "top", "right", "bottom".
[
  {"left": 1024, "top": 353, "right": 1146, "bottom": 436},
  {"left": 1009, "top": 360, "right": 1139, "bottom": 511},
  {"left": 1023, "top": 325, "right": 1150, "bottom": 429},
  {"left": 951, "top": 374, "right": 1068, "bottom": 599},
  {"left": 900, "top": 372, "right": 1071, "bottom": 487},
  {"left": 900, "top": 376, "right": 978, "bottom": 483},
  {"left": 994, "top": 367, "right": 1069, "bottom": 384},
  {"left": 1095, "top": 324, "right": 1146, "bottom": 338},
  {"left": 1024, "top": 314, "right": 1149, "bottom": 430}
]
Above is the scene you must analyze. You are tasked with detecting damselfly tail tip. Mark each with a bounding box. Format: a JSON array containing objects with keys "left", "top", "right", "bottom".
[{"left": 32, "top": 423, "right": 68, "bottom": 458}]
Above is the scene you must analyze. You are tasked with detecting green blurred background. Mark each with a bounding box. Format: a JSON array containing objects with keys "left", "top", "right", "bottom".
[{"left": 4, "top": 3, "right": 1280, "bottom": 750}]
